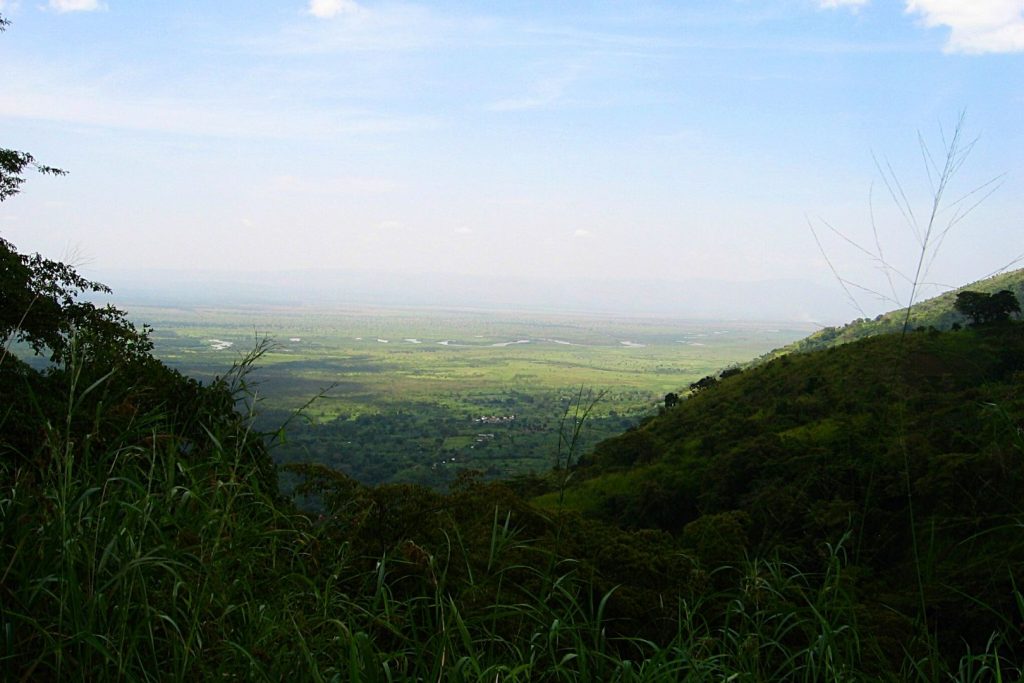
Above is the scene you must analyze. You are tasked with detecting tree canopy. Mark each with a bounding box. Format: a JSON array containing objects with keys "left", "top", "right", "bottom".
[
  {"left": 1, "top": 134, "right": 146, "bottom": 365},
  {"left": 954, "top": 289, "right": 1021, "bottom": 325}
]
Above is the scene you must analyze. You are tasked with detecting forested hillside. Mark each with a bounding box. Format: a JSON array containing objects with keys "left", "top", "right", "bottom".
[{"left": 546, "top": 320, "right": 1024, "bottom": 651}]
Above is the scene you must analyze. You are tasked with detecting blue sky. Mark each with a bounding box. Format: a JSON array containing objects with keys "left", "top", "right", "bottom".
[{"left": 1, "top": 0, "right": 1022, "bottom": 318}]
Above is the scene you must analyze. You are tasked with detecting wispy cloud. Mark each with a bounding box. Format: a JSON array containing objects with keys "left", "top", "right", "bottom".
[
  {"left": 906, "top": 0, "right": 1024, "bottom": 53},
  {"left": 308, "top": 0, "right": 364, "bottom": 20},
  {"left": 0, "top": 64, "right": 436, "bottom": 139},
  {"left": 487, "top": 63, "right": 584, "bottom": 112},
  {"left": 273, "top": 3, "right": 494, "bottom": 54},
  {"left": 817, "top": 0, "right": 870, "bottom": 10},
  {"left": 48, "top": 0, "right": 105, "bottom": 12},
  {"left": 573, "top": 229, "right": 592, "bottom": 239}
]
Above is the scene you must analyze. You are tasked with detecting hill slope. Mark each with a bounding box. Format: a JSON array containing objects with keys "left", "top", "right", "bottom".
[
  {"left": 761, "top": 268, "right": 1024, "bottom": 360},
  {"left": 545, "top": 322, "right": 1024, "bottom": 654}
]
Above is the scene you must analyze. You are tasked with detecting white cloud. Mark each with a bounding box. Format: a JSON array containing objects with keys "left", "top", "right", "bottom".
[
  {"left": 48, "top": 0, "right": 105, "bottom": 12},
  {"left": 818, "top": 0, "right": 870, "bottom": 10},
  {"left": 818, "top": 0, "right": 1024, "bottom": 53},
  {"left": 573, "top": 229, "right": 592, "bottom": 238},
  {"left": 454, "top": 226, "right": 473, "bottom": 235},
  {"left": 906, "top": 0, "right": 1024, "bottom": 53},
  {"left": 308, "top": 0, "right": 363, "bottom": 20}
]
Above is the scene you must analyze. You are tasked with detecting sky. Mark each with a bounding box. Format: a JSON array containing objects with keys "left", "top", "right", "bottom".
[{"left": 1, "top": 0, "right": 1022, "bottom": 319}]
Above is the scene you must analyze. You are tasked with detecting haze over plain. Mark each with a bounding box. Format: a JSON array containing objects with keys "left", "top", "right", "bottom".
[{"left": 1, "top": 0, "right": 1022, "bottom": 320}]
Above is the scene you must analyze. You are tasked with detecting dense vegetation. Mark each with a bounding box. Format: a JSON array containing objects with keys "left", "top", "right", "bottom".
[{"left": 555, "top": 320, "right": 1024, "bottom": 655}]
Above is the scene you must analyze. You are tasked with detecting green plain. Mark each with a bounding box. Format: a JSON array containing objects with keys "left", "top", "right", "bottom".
[{"left": 134, "top": 303, "right": 816, "bottom": 485}]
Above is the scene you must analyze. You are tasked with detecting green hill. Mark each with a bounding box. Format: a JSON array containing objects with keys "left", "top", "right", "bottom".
[
  {"left": 543, "top": 321, "right": 1024, "bottom": 661},
  {"left": 761, "top": 268, "right": 1024, "bottom": 360}
]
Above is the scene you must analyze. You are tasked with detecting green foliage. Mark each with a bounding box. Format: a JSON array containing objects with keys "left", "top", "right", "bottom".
[
  {"left": 1, "top": 237, "right": 152, "bottom": 366},
  {"left": 564, "top": 324, "right": 1024, "bottom": 666}
]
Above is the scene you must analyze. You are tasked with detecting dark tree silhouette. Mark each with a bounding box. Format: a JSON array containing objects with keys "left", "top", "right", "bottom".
[
  {"left": 664, "top": 392, "right": 679, "bottom": 408},
  {"left": 689, "top": 375, "right": 718, "bottom": 393},
  {"left": 954, "top": 289, "right": 1021, "bottom": 326}
]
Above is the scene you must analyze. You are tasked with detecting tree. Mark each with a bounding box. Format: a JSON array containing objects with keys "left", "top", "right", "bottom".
[
  {"left": 1, "top": 9, "right": 280, "bottom": 508},
  {"left": 954, "top": 289, "right": 1020, "bottom": 326},
  {"left": 1, "top": 154, "right": 148, "bottom": 365},
  {"left": 689, "top": 375, "right": 718, "bottom": 393},
  {"left": 0, "top": 149, "right": 67, "bottom": 203},
  {"left": 1, "top": 237, "right": 157, "bottom": 365},
  {"left": 0, "top": 13, "right": 144, "bottom": 366},
  {"left": 664, "top": 392, "right": 679, "bottom": 409},
  {"left": 0, "top": 17, "right": 67, "bottom": 203}
]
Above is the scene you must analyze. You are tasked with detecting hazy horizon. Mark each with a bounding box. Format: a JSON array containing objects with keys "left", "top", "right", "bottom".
[{"left": 94, "top": 266, "right": 928, "bottom": 325}]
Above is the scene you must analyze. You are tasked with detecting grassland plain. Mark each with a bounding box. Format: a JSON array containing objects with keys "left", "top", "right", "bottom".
[{"left": 131, "top": 303, "right": 815, "bottom": 487}]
